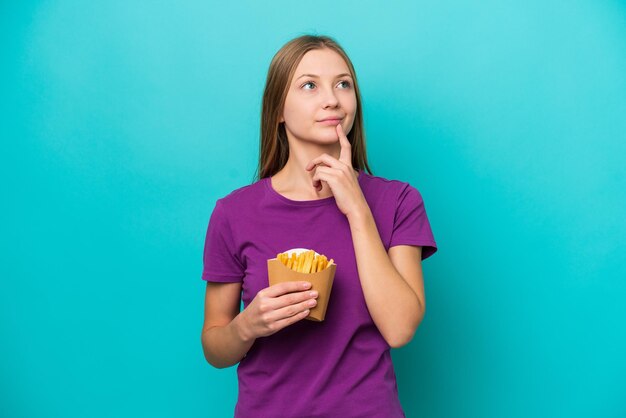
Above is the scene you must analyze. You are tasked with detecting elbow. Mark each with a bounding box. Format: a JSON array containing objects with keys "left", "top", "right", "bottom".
[
  {"left": 200, "top": 331, "right": 238, "bottom": 369},
  {"left": 201, "top": 347, "right": 224, "bottom": 369},
  {"left": 206, "top": 357, "right": 234, "bottom": 369},
  {"left": 385, "top": 307, "right": 425, "bottom": 349},
  {"left": 386, "top": 329, "right": 416, "bottom": 349},
  {"left": 201, "top": 346, "right": 238, "bottom": 369}
]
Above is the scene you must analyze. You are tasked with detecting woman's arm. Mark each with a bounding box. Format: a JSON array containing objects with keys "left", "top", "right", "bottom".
[
  {"left": 201, "top": 282, "right": 252, "bottom": 368},
  {"left": 201, "top": 281, "right": 318, "bottom": 368},
  {"left": 348, "top": 207, "right": 426, "bottom": 348},
  {"left": 306, "top": 124, "right": 426, "bottom": 348}
]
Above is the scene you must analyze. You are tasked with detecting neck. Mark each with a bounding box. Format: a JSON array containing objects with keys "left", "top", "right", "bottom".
[{"left": 272, "top": 141, "right": 346, "bottom": 200}]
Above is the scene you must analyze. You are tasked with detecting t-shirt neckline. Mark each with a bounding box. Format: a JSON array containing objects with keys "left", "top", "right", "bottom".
[{"left": 265, "top": 169, "right": 364, "bottom": 207}]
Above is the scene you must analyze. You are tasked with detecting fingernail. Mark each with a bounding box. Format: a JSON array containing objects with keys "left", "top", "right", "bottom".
[
  {"left": 309, "top": 291, "right": 318, "bottom": 298},
  {"left": 302, "top": 282, "right": 312, "bottom": 289}
]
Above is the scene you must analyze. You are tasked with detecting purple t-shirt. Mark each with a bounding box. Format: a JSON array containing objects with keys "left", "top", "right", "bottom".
[{"left": 202, "top": 169, "right": 437, "bottom": 418}]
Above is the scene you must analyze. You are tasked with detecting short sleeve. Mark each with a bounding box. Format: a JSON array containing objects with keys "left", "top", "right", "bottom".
[
  {"left": 201, "top": 200, "right": 245, "bottom": 282},
  {"left": 389, "top": 184, "right": 438, "bottom": 260}
]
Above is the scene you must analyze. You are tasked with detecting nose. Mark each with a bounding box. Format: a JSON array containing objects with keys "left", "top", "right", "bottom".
[{"left": 321, "top": 86, "right": 339, "bottom": 109}]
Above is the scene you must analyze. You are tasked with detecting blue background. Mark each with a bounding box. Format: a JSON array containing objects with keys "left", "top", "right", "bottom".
[{"left": 2, "top": 1, "right": 625, "bottom": 417}]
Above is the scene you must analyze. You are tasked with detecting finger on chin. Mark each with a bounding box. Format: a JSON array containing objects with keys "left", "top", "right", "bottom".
[{"left": 336, "top": 123, "right": 343, "bottom": 136}]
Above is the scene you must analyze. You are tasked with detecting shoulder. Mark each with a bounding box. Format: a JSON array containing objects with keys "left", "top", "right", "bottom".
[
  {"left": 360, "top": 171, "right": 423, "bottom": 203},
  {"left": 215, "top": 178, "right": 266, "bottom": 210},
  {"left": 208, "top": 179, "right": 266, "bottom": 234}
]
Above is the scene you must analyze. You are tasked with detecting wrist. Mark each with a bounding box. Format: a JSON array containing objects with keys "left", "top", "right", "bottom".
[
  {"left": 347, "top": 203, "right": 372, "bottom": 224},
  {"left": 233, "top": 310, "right": 255, "bottom": 344}
]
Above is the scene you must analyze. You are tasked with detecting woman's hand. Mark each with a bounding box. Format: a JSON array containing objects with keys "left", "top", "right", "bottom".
[
  {"left": 305, "top": 123, "right": 368, "bottom": 218},
  {"left": 238, "top": 281, "right": 318, "bottom": 341}
]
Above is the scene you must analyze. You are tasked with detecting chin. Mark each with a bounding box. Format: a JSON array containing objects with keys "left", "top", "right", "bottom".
[{"left": 311, "top": 135, "right": 340, "bottom": 145}]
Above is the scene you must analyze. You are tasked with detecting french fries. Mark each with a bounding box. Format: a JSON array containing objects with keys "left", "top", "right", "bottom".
[{"left": 276, "top": 249, "right": 334, "bottom": 274}]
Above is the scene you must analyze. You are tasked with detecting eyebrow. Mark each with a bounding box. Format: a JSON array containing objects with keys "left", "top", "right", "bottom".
[{"left": 296, "top": 73, "right": 353, "bottom": 80}]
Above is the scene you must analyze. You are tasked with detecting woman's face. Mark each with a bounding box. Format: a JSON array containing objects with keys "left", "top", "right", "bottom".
[{"left": 280, "top": 48, "right": 357, "bottom": 145}]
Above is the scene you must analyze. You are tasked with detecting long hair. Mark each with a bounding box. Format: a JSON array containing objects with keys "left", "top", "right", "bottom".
[{"left": 254, "top": 35, "right": 373, "bottom": 181}]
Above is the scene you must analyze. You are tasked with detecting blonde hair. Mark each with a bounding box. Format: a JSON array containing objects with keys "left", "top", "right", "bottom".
[{"left": 254, "top": 35, "right": 372, "bottom": 181}]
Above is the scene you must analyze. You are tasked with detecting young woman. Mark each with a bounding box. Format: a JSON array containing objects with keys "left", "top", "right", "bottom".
[{"left": 201, "top": 35, "right": 437, "bottom": 417}]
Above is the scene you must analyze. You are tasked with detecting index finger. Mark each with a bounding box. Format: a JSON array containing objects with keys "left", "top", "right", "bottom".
[
  {"left": 336, "top": 123, "right": 352, "bottom": 166},
  {"left": 264, "top": 281, "right": 312, "bottom": 297}
]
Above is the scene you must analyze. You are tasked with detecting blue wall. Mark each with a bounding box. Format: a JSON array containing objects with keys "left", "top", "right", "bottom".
[{"left": 2, "top": 1, "right": 625, "bottom": 417}]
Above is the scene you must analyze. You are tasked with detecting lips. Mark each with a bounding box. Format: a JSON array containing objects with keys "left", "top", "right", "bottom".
[
  {"left": 318, "top": 119, "right": 342, "bottom": 126},
  {"left": 318, "top": 117, "right": 343, "bottom": 123}
]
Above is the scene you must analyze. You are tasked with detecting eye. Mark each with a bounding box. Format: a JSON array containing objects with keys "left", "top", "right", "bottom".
[
  {"left": 301, "top": 81, "right": 316, "bottom": 90},
  {"left": 337, "top": 80, "right": 352, "bottom": 89}
]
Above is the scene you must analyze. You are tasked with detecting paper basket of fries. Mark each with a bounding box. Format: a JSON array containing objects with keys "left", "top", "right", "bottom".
[{"left": 267, "top": 248, "right": 337, "bottom": 321}]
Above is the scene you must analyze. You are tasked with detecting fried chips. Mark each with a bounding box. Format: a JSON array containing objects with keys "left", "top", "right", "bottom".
[{"left": 276, "top": 250, "right": 333, "bottom": 274}]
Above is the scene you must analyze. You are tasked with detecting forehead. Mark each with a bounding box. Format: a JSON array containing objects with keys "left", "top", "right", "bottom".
[{"left": 293, "top": 48, "right": 351, "bottom": 78}]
